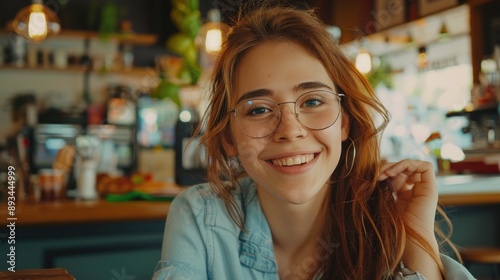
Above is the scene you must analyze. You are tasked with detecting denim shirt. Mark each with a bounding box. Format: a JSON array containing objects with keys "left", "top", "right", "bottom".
[{"left": 153, "top": 177, "right": 475, "bottom": 280}]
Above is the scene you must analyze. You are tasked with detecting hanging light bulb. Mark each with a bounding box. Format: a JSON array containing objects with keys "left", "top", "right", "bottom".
[
  {"left": 199, "top": 9, "right": 229, "bottom": 54},
  {"left": 198, "top": 8, "right": 229, "bottom": 70},
  {"left": 205, "top": 28, "right": 223, "bottom": 53},
  {"left": 355, "top": 48, "right": 372, "bottom": 74},
  {"left": 12, "top": 0, "right": 61, "bottom": 42}
]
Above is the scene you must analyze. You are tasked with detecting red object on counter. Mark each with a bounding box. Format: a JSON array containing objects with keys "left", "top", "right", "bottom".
[
  {"left": 450, "top": 161, "right": 500, "bottom": 174},
  {"left": 449, "top": 151, "right": 500, "bottom": 174}
]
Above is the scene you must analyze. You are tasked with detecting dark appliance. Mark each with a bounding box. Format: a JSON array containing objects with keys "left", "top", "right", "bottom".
[
  {"left": 175, "top": 107, "right": 207, "bottom": 186},
  {"left": 31, "top": 124, "right": 82, "bottom": 173}
]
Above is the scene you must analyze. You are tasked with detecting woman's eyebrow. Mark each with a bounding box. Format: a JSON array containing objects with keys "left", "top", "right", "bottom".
[
  {"left": 235, "top": 88, "right": 273, "bottom": 104},
  {"left": 293, "top": 81, "right": 334, "bottom": 92},
  {"left": 235, "top": 81, "right": 334, "bottom": 105}
]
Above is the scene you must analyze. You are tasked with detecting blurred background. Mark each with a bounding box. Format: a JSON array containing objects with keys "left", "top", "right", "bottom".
[{"left": 0, "top": 0, "right": 500, "bottom": 279}]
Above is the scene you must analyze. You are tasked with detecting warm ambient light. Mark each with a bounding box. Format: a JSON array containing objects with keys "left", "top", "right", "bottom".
[
  {"left": 205, "top": 29, "right": 223, "bottom": 53},
  {"left": 198, "top": 9, "right": 228, "bottom": 55},
  {"left": 12, "top": 0, "right": 60, "bottom": 42},
  {"left": 28, "top": 10, "right": 48, "bottom": 38},
  {"left": 355, "top": 49, "right": 372, "bottom": 74},
  {"left": 198, "top": 8, "right": 229, "bottom": 70}
]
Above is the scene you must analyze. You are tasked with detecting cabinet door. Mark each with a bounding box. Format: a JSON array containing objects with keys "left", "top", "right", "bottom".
[{"left": 0, "top": 221, "right": 164, "bottom": 279}]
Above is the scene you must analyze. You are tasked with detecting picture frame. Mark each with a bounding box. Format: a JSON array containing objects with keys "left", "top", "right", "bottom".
[
  {"left": 418, "top": 0, "right": 458, "bottom": 17},
  {"left": 373, "top": 0, "right": 406, "bottom": 31}
]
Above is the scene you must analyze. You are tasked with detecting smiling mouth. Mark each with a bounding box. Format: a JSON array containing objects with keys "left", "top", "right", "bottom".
[{"left": 271, "top": 154, "right": 315, "bottom": 167}]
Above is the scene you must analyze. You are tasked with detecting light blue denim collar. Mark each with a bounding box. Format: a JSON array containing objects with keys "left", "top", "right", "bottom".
[{"left": 237, "top": 178, "right": 278, "bottom": 273}]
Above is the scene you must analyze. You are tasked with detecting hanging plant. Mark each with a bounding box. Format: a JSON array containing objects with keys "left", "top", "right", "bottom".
[
  {"left": 166, "top": 0, "right": 202, "bottom": 85},
  {"left": 152, "top": 0, "right": 202, "bottom": 104}
]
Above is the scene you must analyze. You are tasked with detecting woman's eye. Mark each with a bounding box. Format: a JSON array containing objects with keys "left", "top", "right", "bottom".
[
  {"left": 244, "top": 103, "right": 274, "bottom": 116},
  {"left": 304, "top": 99, "right": 322, "bottom": 107},
  {"left": 300, "top": 93, "right": 328, "bottom": 108},
  {"left": 248, "top": 106, "right": 270, "bottom": 115}
]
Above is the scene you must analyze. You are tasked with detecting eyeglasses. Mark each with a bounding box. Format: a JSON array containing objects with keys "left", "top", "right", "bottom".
[{"left": 230, "top": 90, "right": 344, "bottom": 138}]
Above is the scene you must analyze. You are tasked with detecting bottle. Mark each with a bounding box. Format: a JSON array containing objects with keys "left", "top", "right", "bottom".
[
  {"left": 77, "top": 159, "right": 98, "bottom": 200},
  {"left": 174, "top": 106, "right": 206, "bottom": 186}
]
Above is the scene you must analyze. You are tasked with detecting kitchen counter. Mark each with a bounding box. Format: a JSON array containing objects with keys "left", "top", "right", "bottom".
[
  {"left": 1, "top": 175, "right": 499, "bottom": 226},
  {"left": 0, "top": 198, "right": 171, "bottom": 226},
  {"left": 437, "top": 174, "right": 500, "bottom": 206}
]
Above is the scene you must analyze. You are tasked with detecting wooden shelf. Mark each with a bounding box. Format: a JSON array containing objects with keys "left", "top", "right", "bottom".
[
  {"left": 0, "top": 65, "right": 158, "bottom": 77},
  {"left": 57, "top": 30, "right": 158, "bottom": 46},
  {"left": 0, "top": 29, "right": 158, "bottom": 46}
]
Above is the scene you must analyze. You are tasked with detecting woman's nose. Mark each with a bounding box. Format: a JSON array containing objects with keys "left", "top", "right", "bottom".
[{"left": 273, "top": 104, "right": 305, "bottom": 141}]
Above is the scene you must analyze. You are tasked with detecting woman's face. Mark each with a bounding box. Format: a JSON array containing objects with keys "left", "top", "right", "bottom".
[{"left": 223, "top": 41, "right": 349, "bottom": 205}]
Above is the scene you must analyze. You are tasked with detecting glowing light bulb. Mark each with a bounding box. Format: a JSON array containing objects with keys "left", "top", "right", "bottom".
[
  {"left": 12, "top": 2, "right": 60, "bottom": 42},
  {"left": 355, "top": 50, "right": 372, "bottom": 74},
  {"left": 28, "top": 10, "right": 48, "bottom": 40},
  {"left": 205, "top": 29, "right": 222, "bottom": 53}
]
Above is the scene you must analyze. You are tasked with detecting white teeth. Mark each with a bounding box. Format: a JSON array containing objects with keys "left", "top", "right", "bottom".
[{"left": 271, "top": 154, "right": 314, "bottom": 166}]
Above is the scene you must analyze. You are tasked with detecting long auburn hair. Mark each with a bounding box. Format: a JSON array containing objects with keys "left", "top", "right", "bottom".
[{"left": 199, "top": 3, "right": 454, "bottom": 279}]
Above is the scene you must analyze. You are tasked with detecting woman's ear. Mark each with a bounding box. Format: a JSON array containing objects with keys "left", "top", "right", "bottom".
[
  {"left": 222, "top": 131, "right": 238, "bottom": 157},
  {"left": 340, "top": 112, "right": 350, "bottom": 141}
]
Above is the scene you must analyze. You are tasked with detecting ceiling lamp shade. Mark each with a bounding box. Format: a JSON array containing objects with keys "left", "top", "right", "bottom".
[{"left": 12, "top": 0, "right": 61, "bottom": 42}]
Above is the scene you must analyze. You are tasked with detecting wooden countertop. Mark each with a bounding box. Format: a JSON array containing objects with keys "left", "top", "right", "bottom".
[
  {"left": 1, "top": 174, "right": 499, "bottom": 226},
  {"left": 0, "top": 199, "right": 171, "bottom": 226},
  {"left": 437, "top": 174, "right": 500, "bottom": 206},
  {"left": 439, "top": 192, "right": 500, "bottom": 206}
]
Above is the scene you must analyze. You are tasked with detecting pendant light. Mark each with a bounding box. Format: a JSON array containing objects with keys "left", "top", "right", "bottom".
[
  {"left": 12, "top": 0, "right": 61, "bottom": 42},
  {"left": 199, "top": 9, "right": 228, "bottom": 54},
  {"left": 197, "top": 8, "right": 229, "bottom": 70},
  {"left": 355, "top": 38, "right": 372, "bottom": 74}
]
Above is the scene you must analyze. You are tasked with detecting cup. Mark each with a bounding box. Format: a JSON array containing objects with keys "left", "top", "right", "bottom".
[{"left": 38, "top": 169, "right": 65, "bottom": 201}]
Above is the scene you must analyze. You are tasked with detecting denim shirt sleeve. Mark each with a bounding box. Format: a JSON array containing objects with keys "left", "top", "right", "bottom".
[
  {"left": 397, "top": 254, "right": 475, "bottom": 280},
  {"left": 153, "top": 187, "right": 208, "bottom": 280}
]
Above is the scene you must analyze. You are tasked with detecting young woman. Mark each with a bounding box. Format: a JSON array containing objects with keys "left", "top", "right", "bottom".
[{"left": 153, "top": 4, "right": 474, "bottom": 280}]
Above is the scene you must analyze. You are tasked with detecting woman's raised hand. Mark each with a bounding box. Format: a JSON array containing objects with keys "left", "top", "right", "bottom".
[
  {"left": 379, "top": 160, "right": 443, "bottom": 279},
  {"left": 378, "top": 159, "right": 438, "bottom": 235}
]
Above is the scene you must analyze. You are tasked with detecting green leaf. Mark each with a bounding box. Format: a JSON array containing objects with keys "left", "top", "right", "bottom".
[
  {"left": 184, "top": 61, "right": 202, "bottom": 85},
  {"left": 152, "top": 80, "right": 181, "bottom": 106},
  {"left": 187, "top": 0, "right": 199, "bottom": 10},
  {"left": 166, "top": 33, "right": 193, "bottom": 55}
]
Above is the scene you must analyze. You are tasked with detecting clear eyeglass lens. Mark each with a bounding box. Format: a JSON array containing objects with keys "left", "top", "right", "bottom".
[{"left": 233, "top": 90, "right": 342, "bottom": 138}]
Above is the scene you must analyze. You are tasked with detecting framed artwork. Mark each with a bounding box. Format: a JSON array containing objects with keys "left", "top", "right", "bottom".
[
  {"left": 373, "top": 0, "right": 406, "bottom": 31},
  {"left": 418, "top": 0, "right": 458, "bottom": 17}
]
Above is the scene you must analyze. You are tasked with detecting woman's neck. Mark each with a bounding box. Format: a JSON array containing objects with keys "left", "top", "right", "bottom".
[{"left": 257, "top": 184, "right": 330, "bottom": 272}]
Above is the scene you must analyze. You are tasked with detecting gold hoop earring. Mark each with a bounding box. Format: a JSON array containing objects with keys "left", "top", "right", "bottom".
[{"left": 339, "top": 137, "right": 356, "bottom": 178}]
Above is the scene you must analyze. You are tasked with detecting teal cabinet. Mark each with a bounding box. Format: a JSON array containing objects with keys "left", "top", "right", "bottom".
[{"left": 0, "top": 220, "right": 165, "bottom": 279}]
